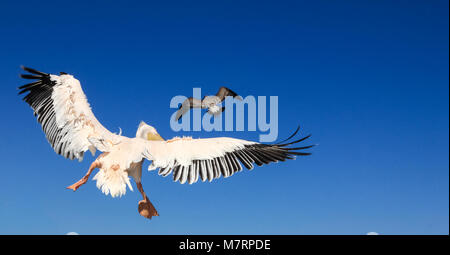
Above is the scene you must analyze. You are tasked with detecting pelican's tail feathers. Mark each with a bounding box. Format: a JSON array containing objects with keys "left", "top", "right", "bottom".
[{"left": 93, "top": 167, "right": 133, "bottom": 198}]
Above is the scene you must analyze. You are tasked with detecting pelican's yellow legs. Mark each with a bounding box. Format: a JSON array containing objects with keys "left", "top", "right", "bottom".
[
  {"left": 66, "top": 161, "right": 101, "bottom": 191},
  {"left": 136, "top": 182, "right": 159, "bottom": 219}
]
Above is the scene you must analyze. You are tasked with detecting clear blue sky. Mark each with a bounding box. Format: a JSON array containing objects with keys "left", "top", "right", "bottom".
[{"left": 0, "top": 0, "right": 448, "bottom": 234}]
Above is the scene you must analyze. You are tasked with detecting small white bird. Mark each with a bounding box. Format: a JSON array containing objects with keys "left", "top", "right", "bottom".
[
  {"left": 175, "top": 86, "right": 242, "bottom": 121},
  {"left": 18, "top": 66, "right": 314, "bottom": 220}
]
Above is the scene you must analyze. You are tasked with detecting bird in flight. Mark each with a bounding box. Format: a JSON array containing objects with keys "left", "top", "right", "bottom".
[
  {"left": 18, "top": 66, "right": 314, "bottom": 220},
  {"left": 175, "top": 86, "right": 242, "bottom": 121}
]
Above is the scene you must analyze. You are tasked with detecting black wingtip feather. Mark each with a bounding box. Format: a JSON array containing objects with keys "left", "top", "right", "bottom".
[
  {"left": 284, "top": 144, "right": 317, "bottom": 151},
  {"left": 20, "top": 74, "right": 41, "bottom": 79},
  {"left": 277, "top": 134, "right": 312, "bottom": 147},
  {"left": 18, "top": 81, "right": 41, "bottom": 90},
  {"left": 20, "top": 66, "right": 48, "bottom": 76},
  {"left": 288, "top": 151, "right": 312, "bottom": 156},
  {"left": 18, "top": 67, "right": 56, "bottom": 95},
  {"left": 275, "top": 125, "right": 301, "bottom": 145}
]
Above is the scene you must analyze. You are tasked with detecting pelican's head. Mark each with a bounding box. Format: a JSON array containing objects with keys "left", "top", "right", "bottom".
[{"left": 136, "top": 121, "right": 164, "bottom": 141}]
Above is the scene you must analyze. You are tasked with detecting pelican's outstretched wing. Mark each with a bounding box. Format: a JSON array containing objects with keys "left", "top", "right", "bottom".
[
  {"left": 143, "top": 129, "right": 314, "bottom": 184},
  {"left": 18, "top": 66, "right": 120, "bottom": 160}
]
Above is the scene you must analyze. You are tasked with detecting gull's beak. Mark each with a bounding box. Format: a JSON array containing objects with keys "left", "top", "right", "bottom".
[{"left": 147, "top": 133, "right": 164, "bottom": 141}]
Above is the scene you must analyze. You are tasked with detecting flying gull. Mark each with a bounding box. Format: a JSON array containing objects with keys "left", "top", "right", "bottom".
[{"left": 175, "top": 86, "right": 242, "bottom": 121}]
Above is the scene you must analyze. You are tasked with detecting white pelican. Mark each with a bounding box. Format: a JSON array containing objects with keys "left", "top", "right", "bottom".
[
  {"left": 175, "top": 86, "right": 242, "bottom": 121},
  {"left": 18, "top": 66, "right": 314, "bottom": 220}
]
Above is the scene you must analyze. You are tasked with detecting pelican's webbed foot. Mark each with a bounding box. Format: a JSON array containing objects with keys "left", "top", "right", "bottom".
[{"left": 138, "top": 198, "right": 159, "bottom": 219}]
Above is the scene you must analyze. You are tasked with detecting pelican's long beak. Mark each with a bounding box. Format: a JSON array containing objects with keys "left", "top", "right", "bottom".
[{"left": 147, "top": 133, "right": 164, "bottom": 141}]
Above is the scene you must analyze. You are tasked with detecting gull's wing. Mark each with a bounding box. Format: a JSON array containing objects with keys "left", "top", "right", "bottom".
[
  {"left": 143, "top": 129, "right": 314, "bottom": 184},
  {"left": 215, "top": 86, "right": 242, "bottom": 101},
  {"left": 201, "top": 86, "right": 242, "bottom": 107},
  {"left": 18, "top": 66, "right": 121, "bottom": 161},
  {"left": 175, "top": 97, "right": 202, "bottom": 121}
]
